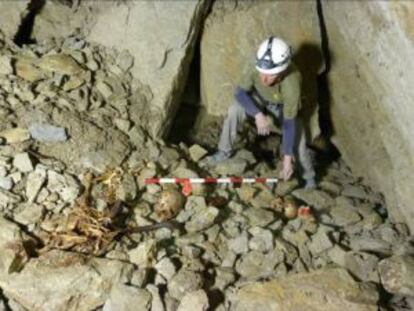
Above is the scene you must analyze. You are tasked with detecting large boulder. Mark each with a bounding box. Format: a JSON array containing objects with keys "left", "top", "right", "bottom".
[
  {"left": 199, "top": 0, "right": 323, "bottom": 140},
  {"left": 322, "top": 1, "right": 414, "bottom": 231},
  {"left": 0, "top": 0, "right": 29, "bottom": 39},
  {"left": 230, "top": 268, "right": 378, "bottom": 311},
  {"left": 31, "top": 1, "right": 93, "bottom": 42},
  {"left": 86, "top": 1, "right": 209, "bottom": 137},
  {"left": 0, "top": 250, "right": 134, "bottom": 311}
]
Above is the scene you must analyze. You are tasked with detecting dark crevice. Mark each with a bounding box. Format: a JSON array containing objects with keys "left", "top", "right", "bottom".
[
  {"left": 14, "top": 0, "right": 46, "bottom": 46},
  {"left": 167, "top": 1, "right": 215, "bottom": 145},
  {"left": 314, "top": 0, "right": 340, "bottom": 164},
  {"left": 316, "top": 0, "right": 333, "bottom": 139}
]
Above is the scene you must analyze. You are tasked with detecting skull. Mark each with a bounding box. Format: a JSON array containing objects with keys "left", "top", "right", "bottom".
[{"left": 155, "top": 188, "right": 185, "bottom": 221}]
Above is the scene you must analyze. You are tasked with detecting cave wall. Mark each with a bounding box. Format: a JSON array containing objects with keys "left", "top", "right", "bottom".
[{"left": 322, "top": 1, "right": 414, "bottom": 230}]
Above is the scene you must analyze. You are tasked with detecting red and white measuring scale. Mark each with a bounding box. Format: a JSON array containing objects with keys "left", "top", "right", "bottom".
[{"left": 145, "top": 177, "right": 279, "bottom": 196}]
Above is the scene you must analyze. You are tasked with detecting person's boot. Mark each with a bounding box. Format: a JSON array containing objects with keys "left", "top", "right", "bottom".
[
  {"left": 203, "top": 150, "right": 232, "bottom": 165},
  {"left": 304, "top": 177, "right": 316, "bottom": 189}
]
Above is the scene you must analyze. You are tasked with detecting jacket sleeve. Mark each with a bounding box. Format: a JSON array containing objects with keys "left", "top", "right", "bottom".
[
  {"left": 282, "top": 117, "right": 296, "bottom": 156},
  {"left": 235, "top": 87, "right": 261, "bottom": 117}
]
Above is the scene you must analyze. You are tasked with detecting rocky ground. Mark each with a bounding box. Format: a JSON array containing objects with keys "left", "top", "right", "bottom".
[{"left": 0, "top": 32, "right": 413, "bottom": 311}]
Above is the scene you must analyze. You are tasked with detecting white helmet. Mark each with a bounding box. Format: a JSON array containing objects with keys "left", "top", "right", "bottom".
[{"left": 255, "top": 37, "right": 292, "bottom": 75}]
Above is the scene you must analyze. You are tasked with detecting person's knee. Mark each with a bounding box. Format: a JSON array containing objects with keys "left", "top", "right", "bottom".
[{"left": 227, "top": 103, "right": 244, "bottom": 118}]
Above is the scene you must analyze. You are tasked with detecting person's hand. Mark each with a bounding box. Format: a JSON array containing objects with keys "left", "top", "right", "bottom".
[
  {"left": 255, "top": 112, "right": 270, "bottom": 136},
  {"left": 282, "top": 155, "right": 294, "bottom": 181}
]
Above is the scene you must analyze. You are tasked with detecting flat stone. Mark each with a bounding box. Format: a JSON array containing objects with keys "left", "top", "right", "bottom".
[
  {"left": 167, "top": 269, "right": 203, "bottom": 301},
  {"left": 248, "top": 227, "right": 274, "bottom": 252},
  {"left": 214, "top": 158, "right": 247, "bottom": 175},
  {"left": 327, "top": 245, "right": 349, "bottom": 267},
  {"left": 185, "top": 206, "right": 219, "bottom": 233},
  {"left": 13, "top": 153, "right": 34, "bottom": 173},
  {"left": 0, "top": 55, "right": 13, "bottom": 75},
  {"left": 236, "top": 185, "right": 257, "bottom": 201},
  {"left": 0, "top": 128, "right": 31, "bottom": 144},
  {"left": 145, "top": 285, "right": 164, "bottom": 311},
  {"left": 0, "top": 216, "right": 24, "bottom": 275},
  {"left": 96, "top": 81, "right": 113, "bottom": 99},
  {"left": 128, "top": 239, "right": 157, "bottom": 268},
  {"left": 349, "top": 235, "right": 392, "bottom": 256},
  {"left": 307, "top": 225, "right": 334, "bottom": 255},
  {"left": 319, "top": 180, "right": 343, "bottom": 196},
  {"left": 250, "top": 188, "right": 275, "bottom": 209},
  {"left": 188, "top": 144, "right": 208, "bottom": 162},
  {"left": 243, "top": 207, "right": 275, "bottom": 227},
  {"left": 47, "top": 170, "right": 79, "bottom": 203},
  {"left": 29, "top": 123, "right": 67, "bottom": 142},
  {"left": 0, "top": 189, "right": 21, "bottom": 207},
  {"left": 0, "top": 166, "right": 7, "bottom": 177},
  {"left": 155, "top": 257, "right": 176, "bottom": 281},
  {"left": 228, "top": 232, "right": 249, "bottom": 255},
  {"left": 231, "top": 268, "right": 378, "bottom": 310},
  {"left": 0, "top": 176, "right": 13, "bottom": 190},
  {"left": 38, "top": 54, "right": 83, "bottom": 75},
  {"left": 345, "top": 251, "right": 379, "bottom": 283},
  {"left": 342, "top": 184, "right": 368, "bottom": 200},
  {"left": 214, "top": 267, "right": 236, "bottom": 290},
  {"left": 378, "top": 255, "right": 414, "bottom": 297},
  {"left": 103, "top": 284, "right": 151, "bottom": 311},
  {"left": 330, "top": 206, "right": 362, "bottom": 227},
  {"left": 292, "top": 189, "right": 335, "bottom": 211},
  {"left": 26, "top": 166, "right": 47, "bottom": 203},
  {"left": 177, "top": 290, "right": 209, "bottom": 311},
  {"left": 235, "top": 251, "right": 279, "bottom": 280},
  {"left": 14, "top": 203, "right": 44, "bottom": 226},
  {"left": 275, "top": 179, "right": 300, "bottom": 196}
]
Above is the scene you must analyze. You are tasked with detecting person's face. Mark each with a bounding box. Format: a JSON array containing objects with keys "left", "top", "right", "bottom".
[{"left": 259, "top": 72, "right": 281, "bottom": 86}]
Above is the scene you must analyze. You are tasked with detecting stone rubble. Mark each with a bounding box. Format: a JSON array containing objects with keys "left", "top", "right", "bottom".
[{"left": 0, "top": 31, "right": 411, "bottom": 311}]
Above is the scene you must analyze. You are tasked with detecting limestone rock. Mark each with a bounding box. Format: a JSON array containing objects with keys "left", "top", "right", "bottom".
[
  {"left": 14, "top": 203, "right": 44, "bottom": 226},
  {"left": 167, "top": 269, "right": 203, "bottom": 301},
  {"left": 177, "top": 290, "right": 209, "bottom": 311},
  {"left": 291, "top": 189, "right": 334, "bottom": 211},
  {"left": 323, "top": 1, "right": 414, "bottom": 231},
  {"left": 103, "top": 284, "right": 151, "bottom": 311},
  {"left": 47, "top": 170, "right": 79, "bottom": 203},
  {"left": 87, "top": 1, "right": 209, "bottom": 137},
  {"left": 12, "top": 153, "right": 33, "bottom": 173},
  {"left": 0, "top": 250, "right": 134, "bottom": 311},
  {"left": 0, "top": 0, "right": 30, "bottom": 38},
  {"left": 26, "top": 166, "right": 47, "bottom": 203},
  {"left": 0, "top": 177, "right": 13, "bottom": 191},
  {"left": 231, "top": 268, "right": 378, "bottom": 311},
  {"left": 0, "top": 128, "right": 31, "bottom": 144},
  {"left": 0, "top": 56, "right": 13, "bottom": 76},
  {"left": 0, "top": 216, "right": 24, "bottom": 275},
  {"left": 185, "top": 206, "right": 219, "bottom": 233},
  {"left": 188, "top": 144, "right": 208, "bottom": 162},
  {"left": 38, "top": 54, "right": 84, "bottom": 75},
  {"left": 28, "top": 123, "right": 68, "bottom": 142},
  {"left": 128, "top": 239, "right": 157, "bottom": 268},
  {"left": 378, "top": 255, "right": 414, "bottom": 297}
]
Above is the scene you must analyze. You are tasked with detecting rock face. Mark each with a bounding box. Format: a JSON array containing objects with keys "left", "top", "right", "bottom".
[
  {"left": 230, "top": 268, "right": 378, "bottom": 311},
  {"left": 322, "top": 1, "right": 414, "bottom": 231},
  {"left": 0, "top": 0, "right": 29, "bottom": 38},
  {"left": 199, "top": 0, "right": 323, "bottom": 140},
  {"left": 86, "top": 1, "right": 208, "bottom": 137}
]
